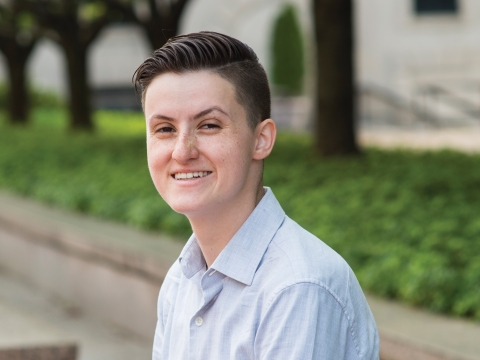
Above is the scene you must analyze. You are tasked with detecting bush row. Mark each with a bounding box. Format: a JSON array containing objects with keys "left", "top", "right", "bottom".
[
  {"left": 1, "top": 109, "right": 479, "bottom": 320},
  {"left": 0, "top": 83, "right": 63, "bottom": 109}
]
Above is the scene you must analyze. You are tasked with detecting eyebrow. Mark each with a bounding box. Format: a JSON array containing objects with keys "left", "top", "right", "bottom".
[
  {"left": 148, "top": 107, "right": 229, "bottom": 124},
  {"left": 193, "top": 107, "right": 230, "bottom": 120},
  {"left": 149, "top": 114, "right": 174, "bottom": 123}
]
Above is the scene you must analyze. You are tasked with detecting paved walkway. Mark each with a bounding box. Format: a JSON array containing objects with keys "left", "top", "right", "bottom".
[
  {"left": 359, "top": 126, "right": 480, "bottom": 153},
  {"left": 369, "top": 295, "right": 480, "bottom": 360},
  {"left": 0, "top": 266, "right": 152, "bottom": 360},
  {"left": 0, "top": 192, "right": 479, "bottom": 360}
]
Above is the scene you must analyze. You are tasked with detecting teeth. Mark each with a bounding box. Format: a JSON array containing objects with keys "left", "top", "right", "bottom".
[{"left": 174, "top": 171, "right": 210, "bottom": 180}]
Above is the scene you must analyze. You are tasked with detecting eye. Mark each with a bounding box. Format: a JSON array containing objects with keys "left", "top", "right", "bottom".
[
  {"left": 156, "top": 125, "right": 175, "bottom": 133},
  {"left": 200, "top": 123, "right": 220, "bottom": 130}
]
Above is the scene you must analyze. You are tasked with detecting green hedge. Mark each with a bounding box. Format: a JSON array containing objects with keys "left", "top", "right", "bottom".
[
  {"left": 1, "top": 109, "right": 479, "bottom": 320},
  {"left": 0, "top": 83, "right": 64, "bottom": 109},
  {"left": 271, "top": 4, "right": 305, "bottom": 95}
]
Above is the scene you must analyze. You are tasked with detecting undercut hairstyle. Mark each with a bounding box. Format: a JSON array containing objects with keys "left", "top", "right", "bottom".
[{"left": 133, "top": 31, "right": 271, "bottom": 130}]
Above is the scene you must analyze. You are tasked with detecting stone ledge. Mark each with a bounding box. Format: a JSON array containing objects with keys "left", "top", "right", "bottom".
[
  {"left": 0, "top": 299, "right": 77, "bottom": 359},
  {"left": 0, "top": 345, "right": 77, "bottom": 360},
  {"left": 0, "top": 192, "right": 184, "bottom": 286},
  {"left": 380, "top": 333, "right": 470, "bottom": 360},
  {"left": 1, "top": 191, "right": 479, "bottom": 359},
  {"left": 369, "top": 294, "right": 480, "bottom": 360},
  {"left": 0, "top": 191, "right": 183, "bottom": 339}
]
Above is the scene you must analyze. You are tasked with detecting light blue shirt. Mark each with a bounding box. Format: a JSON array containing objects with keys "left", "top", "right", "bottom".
[{"left": 153, "top": 188, "right": 379, "bottom": 360}]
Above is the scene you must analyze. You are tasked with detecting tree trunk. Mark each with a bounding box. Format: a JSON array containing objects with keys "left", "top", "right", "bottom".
[
  {"left": 1, "top": 37, "right": 36, "bottom": 125},
  {"left": 145, "top": 16, "right": 176, "bottom": 49},
  {"left": 64, "top": 43, "right": 93, "bottom": 131},
  {"left": 145, "top": 26, "right": 168, "bottom": 49},
  {"left": 313, "top": 0, "right": 359, "bottom": 156},
  {"left": 143, "top": 0, "right": 190, "bottom": 50},
  {"left": 6, "top": 46, "right": 30, "bottom": 124}
]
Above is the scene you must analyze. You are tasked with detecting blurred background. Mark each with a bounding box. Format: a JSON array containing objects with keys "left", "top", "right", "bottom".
[
  {"left": 3, "top": 0, "right": 480, "bottom": 130},
  {"left": 0, "top": 1, "right": 479, "bottom": 360}
]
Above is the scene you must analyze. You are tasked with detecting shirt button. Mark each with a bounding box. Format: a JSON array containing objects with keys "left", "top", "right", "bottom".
[{"left": 195, "top": 316, "right": 203, "bottom": 327}]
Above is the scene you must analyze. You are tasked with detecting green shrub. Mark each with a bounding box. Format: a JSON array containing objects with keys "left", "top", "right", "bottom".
[
  {"left": 30, "top": 87, "right": 64, "bottom": 108},
  {"left": 1, "top": 109, "right": 480, "bottom": 320},
  {"left": 0, "top": 82, "right": 64, "bottom": 110},
  {"left": 271, "top": 4, "right": 305, "bottom": 95}
]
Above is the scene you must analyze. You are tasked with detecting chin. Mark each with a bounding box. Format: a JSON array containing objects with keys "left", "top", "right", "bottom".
[
  {"left": 166, "top": 199, "right": 206, "bottom": 216},
  {"left": 161, "top": 187, "right": 218, "bottom": 217}
]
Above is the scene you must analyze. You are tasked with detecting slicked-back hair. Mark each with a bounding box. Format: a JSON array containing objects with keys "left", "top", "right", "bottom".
[{"left": 133, "top": 31, "right": 271, "bottom": 130}]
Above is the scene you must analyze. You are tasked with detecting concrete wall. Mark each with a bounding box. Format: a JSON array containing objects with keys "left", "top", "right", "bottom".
[
  {"left": 0, "top": 192, "right": 184, "bottom": 341},
  {"left": 0, "top": 227, "right": 160, "bottom": 340},
  {"left": 2, "top": 0, "right": 480, "bottom": 98},
  {"left": 357, "top": 0, "right": 480, "bottom": 100},
  {"left": 0, "top": 0, "right": 313, "bottom": 95},
  {"left": 181, "top": 0, "right": 314, "bottom": 87},
  {"left": 19, "top": 24, "right": 151, "bottom": 98},
  {"left": 2, "top": 0, "right": 479, "bottom": 125}
]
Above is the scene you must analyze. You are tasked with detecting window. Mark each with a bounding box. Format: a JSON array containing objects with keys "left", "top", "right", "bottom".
[{"left": 415, "top": 0, "right": 458, "bottom": 14}]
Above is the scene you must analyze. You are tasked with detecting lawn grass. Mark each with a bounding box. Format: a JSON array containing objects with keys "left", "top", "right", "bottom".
[{"left": 1, "top": 108, "right": 479, "bottom": 320}]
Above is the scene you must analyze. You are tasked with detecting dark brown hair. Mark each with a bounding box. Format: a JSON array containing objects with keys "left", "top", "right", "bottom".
[{"left": 133, "top": 31, "right": 271, "bottom": 129}]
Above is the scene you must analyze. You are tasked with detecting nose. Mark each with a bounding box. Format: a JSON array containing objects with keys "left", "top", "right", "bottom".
[{"left": 172, "top": 132, "right": 199, "bottom": 163}]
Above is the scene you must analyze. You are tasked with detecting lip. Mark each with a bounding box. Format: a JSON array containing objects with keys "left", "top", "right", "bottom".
[{"left": 170, "top": 173, "right": 213, "bottom": 188}]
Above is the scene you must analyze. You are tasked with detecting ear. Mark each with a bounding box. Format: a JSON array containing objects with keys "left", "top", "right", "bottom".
[{"left": 253, "top": 119, "right": 276, "bottom": 160}]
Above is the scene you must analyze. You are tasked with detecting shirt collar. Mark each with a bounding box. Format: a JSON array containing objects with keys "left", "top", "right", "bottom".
[
  {"left": 179, "top": 233, "right": 205, "bottom": 279},
  {"left": 179, "top": 187, "right": 285, "bottom": 285}
]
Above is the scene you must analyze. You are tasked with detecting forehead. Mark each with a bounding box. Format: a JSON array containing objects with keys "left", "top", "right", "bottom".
[{"left": 144, "top": 71, "right": 242, "bottom": 118}]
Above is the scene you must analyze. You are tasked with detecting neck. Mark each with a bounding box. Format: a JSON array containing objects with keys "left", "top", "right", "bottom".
[{"left": 187, "top": 185, "right": 265, "bottom": 267}]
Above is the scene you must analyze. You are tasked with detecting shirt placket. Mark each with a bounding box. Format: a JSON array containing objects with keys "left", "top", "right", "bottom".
[{"left": 189, "top": 268, "right": 224, "bottom": 360}]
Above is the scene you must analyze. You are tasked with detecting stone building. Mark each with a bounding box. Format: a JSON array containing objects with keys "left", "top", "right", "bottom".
[{"left": 0, "top": 0, "right": 478, "bottom": 128}]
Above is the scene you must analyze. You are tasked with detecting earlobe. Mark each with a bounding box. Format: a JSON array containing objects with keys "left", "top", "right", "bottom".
[{"left": 253, "top": 119, "right": 276, "bottom": 160}]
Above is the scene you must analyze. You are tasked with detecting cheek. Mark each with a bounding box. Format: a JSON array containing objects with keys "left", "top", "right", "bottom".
[
  {"left": 220, "top": 134, "right": 254, "bottom": 177},
  {"left": 147, "top": 142, "right": 171, "bottom": 175}
]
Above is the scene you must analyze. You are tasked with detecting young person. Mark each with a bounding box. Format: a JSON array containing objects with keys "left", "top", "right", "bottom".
[{"left": 134, "top": 31, "right": 379, "bottom": 360}]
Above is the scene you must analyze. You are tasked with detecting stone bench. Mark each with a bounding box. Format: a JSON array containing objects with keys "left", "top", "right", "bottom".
[
  {"left": 0, "top": 345, "right": 77, "bottom": 360},
  {"left": 0, "top": 301, "right": 77, "bottom": 360}
]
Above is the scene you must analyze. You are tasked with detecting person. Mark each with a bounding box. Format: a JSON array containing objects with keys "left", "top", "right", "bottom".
[{"left": 133, "top": 31, "right": 379, "bottom": 360}]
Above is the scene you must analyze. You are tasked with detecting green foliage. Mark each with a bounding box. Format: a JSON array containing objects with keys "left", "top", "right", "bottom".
[
  {"left": 264, "top": 135, "right": 480, "bottom": 319},
  {"left": 0, "top": 3, "right": 39, "bottom": 44},
  {"left": 0, "top": 82, "right": 64, "bottom": 109},
  {"left": 78, "top": 1, "right": 107, "bottom": 22},
  {"left": 271, "top": 4, "right": 305, "bottom": 95},
  {"left": 16, "top": 12, "right": 35, "bottom": 31},
  {"left": 1, "top": 109, "right": 480, "bottom": 320}
]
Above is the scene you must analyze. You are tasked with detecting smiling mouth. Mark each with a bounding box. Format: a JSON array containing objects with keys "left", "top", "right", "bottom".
[{"left": 173, "top": 171, "right": 212, "bottom": 180}]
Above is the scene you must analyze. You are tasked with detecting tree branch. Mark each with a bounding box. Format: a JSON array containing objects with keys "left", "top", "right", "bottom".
[
  {"left": 170, "top": 0, "right": 190, "bottom": 22},
  {"left": 83, "top": 13, "right": 111, "bottom": 46},
  {"left": 148, "top": 0, "right": 161, "bottom": 22},
  {"left": 103, "top": 0, "right": 139, "bottom": 23}
]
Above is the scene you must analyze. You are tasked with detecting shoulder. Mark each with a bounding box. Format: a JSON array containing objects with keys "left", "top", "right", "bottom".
[
  {"left": 260, "top": 216, "right": 352, "bottom": 304},
  {"left": 254, "top": 217, "right": 379, "bottom": 359}
]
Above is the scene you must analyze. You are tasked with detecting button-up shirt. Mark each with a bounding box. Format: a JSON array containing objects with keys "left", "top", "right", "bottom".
[{"left": 153, "top": 188, "right": 379, "bottom": 359}]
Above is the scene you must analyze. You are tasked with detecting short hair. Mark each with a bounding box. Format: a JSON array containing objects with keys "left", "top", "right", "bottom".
[{"left": 133, "top": 31, "right": 271, "bottom": 129}]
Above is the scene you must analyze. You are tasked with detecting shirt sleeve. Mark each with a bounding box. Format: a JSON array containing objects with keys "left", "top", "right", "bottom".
[{"left": 254, "top": 281, "right": 379, "bottom": 360}]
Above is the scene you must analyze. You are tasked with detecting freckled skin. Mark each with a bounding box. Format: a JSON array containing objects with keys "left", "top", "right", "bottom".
[
  {"left": 145, "top": 71, "right": 262, "bottom": 222},
  {"left": 144, "top": 71, "right": 276, "bottom": 265}
]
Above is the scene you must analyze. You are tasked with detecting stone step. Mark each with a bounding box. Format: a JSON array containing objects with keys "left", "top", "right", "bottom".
[
  {"left": 0, "top": 301, "right": 77, "bottom": 360},
  {"left": 0, "top": 191, "right": 479, "bottom": 360}
]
